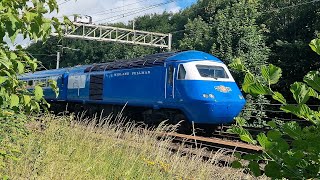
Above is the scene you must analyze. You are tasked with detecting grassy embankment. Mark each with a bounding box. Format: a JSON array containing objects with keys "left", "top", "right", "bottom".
[{"left": 4, "top": 113, "right": 261, "bottom": 179}]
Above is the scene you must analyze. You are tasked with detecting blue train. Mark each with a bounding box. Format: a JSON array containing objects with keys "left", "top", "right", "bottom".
[{"left": 20, "top": 50, "right": 246, "bottom": 127}]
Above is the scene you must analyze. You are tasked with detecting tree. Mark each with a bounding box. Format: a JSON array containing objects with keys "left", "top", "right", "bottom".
[
  {"left": 0, "top": 0, "right": 66, "bottom": 175},
  {"left": 179, "top": 17, "right": 213, "bottom": 51},
  {"left": 257, "top": 0, "right": 320, "bottom": 97},
  {"left": 212, "top": 0, "right": 269, "bottom": 72}
]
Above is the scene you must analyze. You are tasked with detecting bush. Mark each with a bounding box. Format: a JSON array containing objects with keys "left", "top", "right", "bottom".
[
  {"left": 0, "top": 0, "right": 69, "bottom": 176},
  {"left": 228, "top": 38, "right": 320, "bottom": 179}
]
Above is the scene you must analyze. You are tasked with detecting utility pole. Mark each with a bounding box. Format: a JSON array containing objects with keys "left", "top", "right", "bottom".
[
  {"left": 56, "top": 46, "right": 80, "bottom": 69},
  {"left": 56, "top": 51, "right": 61, "bottom": 69}
]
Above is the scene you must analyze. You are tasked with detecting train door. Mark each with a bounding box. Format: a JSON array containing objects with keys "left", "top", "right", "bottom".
[
  {"left": 166, "top": 65, "right": 175, "bottom": 100},
  {"left": 89, "top": 74, "right": 104, "bottom": 100},
  {"left": 60, "top": 72, "right": 69, "bottom": 99}
]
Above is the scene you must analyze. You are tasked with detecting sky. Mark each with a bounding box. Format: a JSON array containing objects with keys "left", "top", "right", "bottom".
[
  {"left": 56, "top": 0, "right": 196, "bottom": 24},
  {"left": 8, "top": 0, "right": 196, "bottom": 48}
]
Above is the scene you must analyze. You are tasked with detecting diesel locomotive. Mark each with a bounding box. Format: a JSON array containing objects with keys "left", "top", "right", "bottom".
[{"left": 20, "top": 50, "right": 246, "bottom": 126}]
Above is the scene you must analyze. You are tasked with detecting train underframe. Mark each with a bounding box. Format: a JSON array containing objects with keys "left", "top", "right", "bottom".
[{"left": 49, "top": 101, "right": 223, "bottom": 135}]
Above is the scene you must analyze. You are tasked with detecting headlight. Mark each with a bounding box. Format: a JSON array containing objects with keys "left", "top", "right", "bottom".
[
  {"left": 209, "top": 94, "right": 215, "bottom": 98},
  {"left": 203, "top": 94, "right": 209, "bottom": 98},
  {"left": 239, "top": 95, "right": 244, "bottom": 99}
]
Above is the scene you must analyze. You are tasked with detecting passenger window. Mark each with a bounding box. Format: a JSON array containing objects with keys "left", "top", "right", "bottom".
[
  {"left": 28, "top": 80, "right": 33, "bottom": 86},
  {"left": 168, "top": 65, "right": 174, "bottom": 86},
  {"left": 178, "top": 64, "right": 186, "bottom": 80},
  {"left": 39, "top": 79, "right": 46, "bottom": 87}
]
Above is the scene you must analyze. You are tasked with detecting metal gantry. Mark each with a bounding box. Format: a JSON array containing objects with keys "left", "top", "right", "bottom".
[{"left": 52, "top": 23, "right": 172, "bottom": 51}]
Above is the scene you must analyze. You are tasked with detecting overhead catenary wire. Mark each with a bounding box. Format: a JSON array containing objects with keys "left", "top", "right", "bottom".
[
  {"left": 58, "top": 0, "right": 72, "bottom": 6},
  {"left": 90, "top": 0, "right": 148, "bottom": 16},
  {"left": 91, "top": 6, "right": 150, "bottom": 18},
  {"left": 95, "top": 0, "right": 177, "bottom": 23},
  {"left": 95, "top": 0, "right": 176, "bottom": 23},
  {"left": 58, "top": 0, "right": 149, "bottom": 18}
]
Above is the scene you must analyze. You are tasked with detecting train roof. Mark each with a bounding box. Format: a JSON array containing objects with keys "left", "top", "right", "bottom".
[
  {"left": 20, "top": 51, "right": 224, "bottom": 78},
  {"left": 84, "top": 50, "right": 223, "bottom": 73},
  {"left": 19, "top": 65, "right": 91, "bottom": 79},
  {"left": 166, "top": 50, "right": 222, "bottom": 62}
]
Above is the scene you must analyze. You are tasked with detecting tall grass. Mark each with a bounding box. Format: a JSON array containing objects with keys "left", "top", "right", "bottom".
[{"left": 4, "top": 113, "right": 262, "bottom": 179}]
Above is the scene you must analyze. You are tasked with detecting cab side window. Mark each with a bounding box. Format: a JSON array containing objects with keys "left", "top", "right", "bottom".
[
  {"left": 168, "top": 65, "right": 174, "bottom": 86},
  {"left": 178, "top": 64, "right": 186, "bottom": 80}
]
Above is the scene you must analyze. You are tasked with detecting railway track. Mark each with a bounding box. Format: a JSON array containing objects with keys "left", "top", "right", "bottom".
[{"left": 161, "top": 132, "right": 262, "bottom": 154}]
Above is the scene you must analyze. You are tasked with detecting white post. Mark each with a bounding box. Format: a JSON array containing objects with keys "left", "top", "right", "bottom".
[
  {"left": 168, "top": 33, "right": 172, "bottom": 51},
  {"left": 133, "top": 20, "right": 135, "bottom": 30},
  {"left": 56, "top": 51, "right": 61, "bottom": 69}
]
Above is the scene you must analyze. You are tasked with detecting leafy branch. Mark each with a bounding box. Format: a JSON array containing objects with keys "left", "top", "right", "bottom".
[{"left": 228, "top": 38, "right": 320, "bottom": 179}]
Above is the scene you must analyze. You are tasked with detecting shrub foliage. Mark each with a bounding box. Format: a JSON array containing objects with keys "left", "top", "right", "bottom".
[
  {"left": 229, "top": 38, "right": 320, "bottom": 179},
  {"left": 0, "top": 0, "right": 67, "bottom": 175}
]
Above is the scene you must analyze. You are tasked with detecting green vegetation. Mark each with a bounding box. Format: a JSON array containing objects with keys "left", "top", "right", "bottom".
[
  {"left": 228, "top": 38, "right": 320, "bottom": 179},
  {"left": 4, "top": 114, "right": 253, "bottom": 179},
  {"left": 0, "top": 0, "right": 67, "bottom": 176},
  {"left": 2, "top": 0, "right": 320, "bottom": 179},
  {"left": 32, "top": 0, "right": 320, "bottom": 126}
]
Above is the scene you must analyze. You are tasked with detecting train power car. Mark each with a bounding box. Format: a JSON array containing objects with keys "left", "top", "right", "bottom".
[{"left": 20, "top": 50, "right": 246, "bottom": 128}]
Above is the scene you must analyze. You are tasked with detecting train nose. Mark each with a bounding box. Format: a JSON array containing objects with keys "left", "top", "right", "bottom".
[
  {"left": 209, "top": 102, "right": 244, "bottom": 123},
  {"left": 184, "top": 101, "right": 245, "bottom": 124}
]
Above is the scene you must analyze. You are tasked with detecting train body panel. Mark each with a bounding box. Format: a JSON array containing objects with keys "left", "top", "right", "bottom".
[
  {"left": 20, "top": 50, "right": 246, "bottom": 125},
  {"left": 20, "top": 68, "right": 68, "bottom": 101},
  {"left": 102, "top": 66, "right": 165, "bottom": 106}
]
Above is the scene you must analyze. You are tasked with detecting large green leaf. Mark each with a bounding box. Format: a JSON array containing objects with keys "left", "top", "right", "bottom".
[
  {"left": 248, "top": 161, "right": 261, "bottom": 177},
  {"left": 242, "top": 73, "right": 255, "bottom": 92},
  {"left": 229, "top": 58, "right": 245, "bottom": 71},
  {"left": 23, "top": 95, "right": 31, "bottom": 105},
  {"left": 281, "top": 104, "right": 299, "bottom": 114},
  {"left": 283, "top": 122, "right": 302, "bottom": 140},
  {"left": 245, "top": 83, "right": 270, "bottom": 96},
  {"left": 242, "top": 154, "right": 260, "bottom": 161},
  {"left": 272, "top": 91, "right": 286, "bottom": 104},
  {"left": 303, "top": 71, "right": 320, "bottom": 92},
  {"left": 242, "top": 71, "right": 271, "bottom": 96},
  {"left": 261, "top": 64, "right": 282, "bottom": 85},
  {"left": 240, "top": 134, "right": 257, "bottom": 144},
  {"left": 281, "top": 104, "right": 315, "bottom": 123},
  {"left": 34, "top": 85, "right": 43, "bottom": 101},
  {"left": 0, "top": 76, "right": 7, "bottom": 84},
  {"left": 308, "top": 88, "right": 320, "bottom": 100},
  {"left": 290, "top": 82, "right": 310, "bottom": 104},
  {"left": 257, "top": 133, "right": 273, "bottom": 149},
  {"left": 265, "top": 161, "right": 282, "bottom": 178},
  {"left": 267, "top": 121, "right": 277, "bottom": 128},
  {"left": 25, "top": 12, "right": 38, "bottom": 22},
  {"left": 267, "top": 130, "right": 282, "bottom": 141},
  {"left": 17, "top": 61, "right": 25, "bottom": 74},
  {"left": 234, "top": 117, "right": 246, "bottom": 126},
  {"left": 231, "top": 161, "right": 242, "bottom": 168},
  {"left": 0, "top": 50, "right": 12, "bottom": 69},
  {"left": 309, "top": 38, "right": 320, "bottom": 55},
  {"left": 10, "top": 94, "right": 19, "bottom": 108}
]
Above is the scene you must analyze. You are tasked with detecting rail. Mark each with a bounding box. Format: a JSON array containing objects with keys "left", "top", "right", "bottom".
[{"left": 162, "top": 132, "right": 262, "bottom": 153}]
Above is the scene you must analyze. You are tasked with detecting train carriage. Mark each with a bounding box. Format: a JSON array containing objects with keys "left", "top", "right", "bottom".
[{"left": 21, "top": 50, "right": 246, "bottom": 125}]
